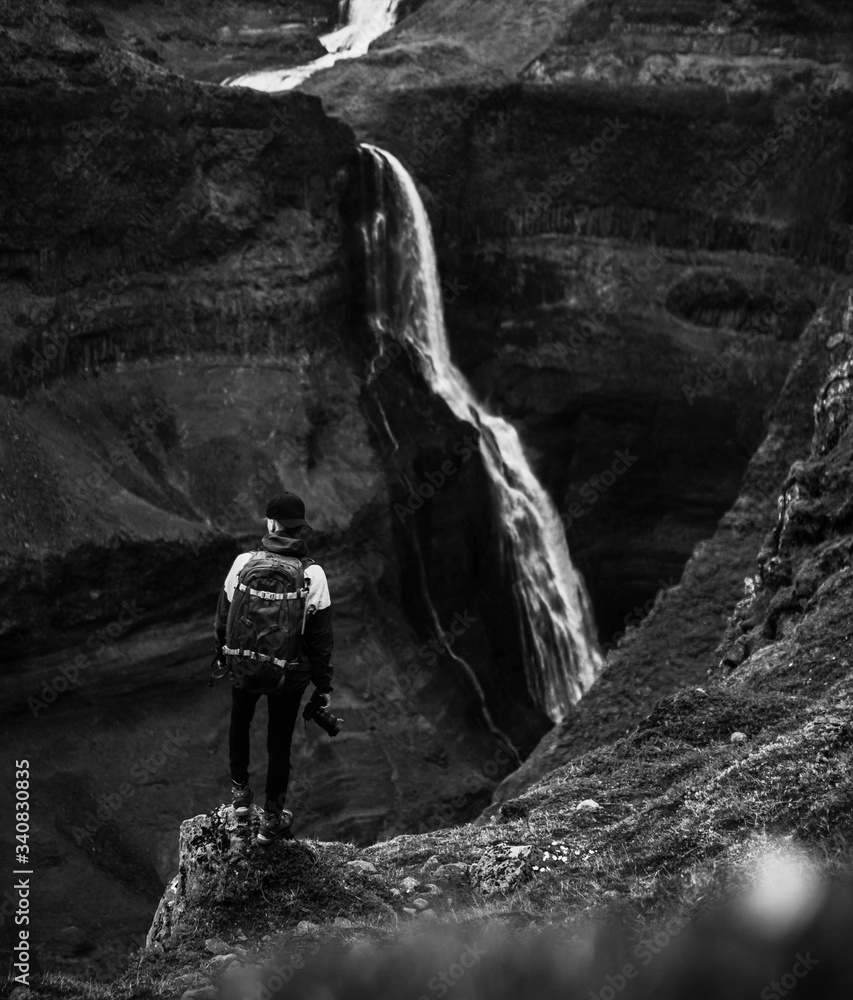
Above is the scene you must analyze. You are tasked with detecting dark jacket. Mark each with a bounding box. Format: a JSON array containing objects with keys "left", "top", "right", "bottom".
[{"left": 214, "top": 532, "right": 334, "bottom": 693}]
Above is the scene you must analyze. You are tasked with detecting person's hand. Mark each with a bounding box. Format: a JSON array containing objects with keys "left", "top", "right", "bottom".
[
  {"left": 313, "top": 691, "right": 331, "bottom": 710},
  {"left": 209, "top": 639, "right": 228, "bottom": 680}
]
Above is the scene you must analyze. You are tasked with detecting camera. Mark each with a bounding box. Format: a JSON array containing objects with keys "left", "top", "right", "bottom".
[{"left": 302, "top": 696, "right": 343, "bottom": 737}]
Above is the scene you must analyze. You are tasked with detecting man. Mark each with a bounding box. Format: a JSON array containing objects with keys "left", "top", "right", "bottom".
[{"left": 214, "top": 491, "right": 333, "bottom": 845}]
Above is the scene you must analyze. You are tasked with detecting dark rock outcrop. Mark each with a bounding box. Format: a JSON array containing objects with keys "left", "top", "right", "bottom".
[{"left": 146, "top": 804, "right": 395, "bottom": 950}]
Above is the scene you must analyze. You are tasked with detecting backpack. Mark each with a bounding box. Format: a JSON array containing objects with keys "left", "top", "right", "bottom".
[{"left": 223, "top": 550, "right": 312, "bottom": 694}]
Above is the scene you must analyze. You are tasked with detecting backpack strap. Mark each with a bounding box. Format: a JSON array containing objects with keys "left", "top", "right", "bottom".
[
  {"left": 236, "top": 582, "right": 309, "bottom": 601},
  {"left": 222, "top": 646, "right": 293, "bottom": 670}
]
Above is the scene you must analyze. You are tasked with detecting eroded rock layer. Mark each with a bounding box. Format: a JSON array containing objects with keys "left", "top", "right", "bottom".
[
  {"left": 0, "top": 2, "right": 516, "bottom": 978},
  {"left": 306, "top": 0, "right": 852, "bottom": 638}
]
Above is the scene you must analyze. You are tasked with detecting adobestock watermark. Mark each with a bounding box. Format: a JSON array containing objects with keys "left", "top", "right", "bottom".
[
  {"left": 759, "top": 952, "right": 819, "bottom": 1000},
  {"left": 54, "top": 87, "right": 151, "bottom": 178},
  {"left": 601, "top": 576, "right": 678, "bottom": 656},
  {"left": 553, "top": 247, "right": 668, "bottom": 358},
  {"left": 270, "top": 772, "right": 324, "bottom": 830},
  {"left": 53, "top": 93, "right": 297, "bottom": 181},
  {"left": 255, "top": 952, "right": 309, "bottom": 1000},
  {"left": 28, "top": 601, "right": 145, "bottom": 716},
  {"left": 396, "top": 610, "right": 478, "bottom": 671},
  {"left": 349, "top": 280, "right": 468, "bottom": 394},
  {"left": 348, "top": 336, "right": 404, "bottom": 393},
  {"left": 59, "top": 397, "right": 171, "bottom": 513},
  {"left": 441, "top": 275, "right": 468, "bottom": 305},
  {"left": 417, "top": 942, "right": 486, "bottom": 998},
  {"left": 18, "top": 100, "right": 305, "bottom": 389},
  {"left": 70, "top": 730, "right": 190, "bottom": 845},
  {"left": 394, "top": 433, "right": 479, "bottom": 523},
  {"left": 560, "top": 448, "right": 638, "bottom": 529},
  {"left": 709, "top": 90, "right": 830, "bottom": 207},
  {"left": 588, "top": 914, "right": 690, "bottom": 1000},
  {"left": 408, "top": 76, "right": 510, "bottom": 170},
  {"left": 218, "top": 944, "right": 318, "bottom": 1000},
  {"left": 16, "top": 242, "right": 177, "bottom": 390},
  {"left": 359, "top": 608, "right": 481, "bottom": 732},
  {"left": 681, "top": 284, "right": 809, "bottom": 404},
  {"left": 509, "top": 118, "right": 630, "bottom": 232},
  {"left": 17, "top": 228, "right": 336, "bottom": 392},
  {"left": 413, "top": 734, "right": 517, "bottom": 834},
  {"left": 405, "top": 9, "right": 564, "bottom": 173},
  {"left": 681, "top": 342, "right": 745, "bottom": 405},
  {"left": 186, "top": 442, "right": 303, "bottom": 555}
]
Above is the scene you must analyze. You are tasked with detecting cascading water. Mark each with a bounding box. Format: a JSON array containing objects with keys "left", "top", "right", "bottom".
[
  {"left": 357, "top": 144, "right": 603, "bottom": 723},
  {"left": 225, "top": 0, "right": 403, "bottom": 92}
]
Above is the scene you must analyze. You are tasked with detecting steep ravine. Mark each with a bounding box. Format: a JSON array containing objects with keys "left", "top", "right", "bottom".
[
  {"left": 305, "top": 0, "right": 852, "bottom": 639},
  {"left": 0, "top": 2, "right": 523, "bottom": 978},
  {"left": 3, "top": 0, "right": 852, "bottom": 983},
  {"left": 137, "top": 276, "right": 853, "bottom": 1000}
]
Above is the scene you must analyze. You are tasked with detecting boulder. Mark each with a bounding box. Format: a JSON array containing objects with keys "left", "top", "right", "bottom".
[{"left": 471, "top": 844, "right": 533, "bottom": 895}]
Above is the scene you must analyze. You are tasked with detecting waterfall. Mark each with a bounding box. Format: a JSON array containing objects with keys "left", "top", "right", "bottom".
[
  {"left": 224, "top": 0, "right": 403, "bottom": 92},
  {"left": 358, "top": 144, "right": 603, "bottom": 723},
  {"left": 323, "top": 0, "right": 403, "bottom": 55}
]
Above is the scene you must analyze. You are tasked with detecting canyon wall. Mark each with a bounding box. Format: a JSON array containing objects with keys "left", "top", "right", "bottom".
[
  {"left": 2, "top": 0, "right": 852, "bottom": 979},
  {"left": 0, "top": 2, "right": 522, "bottom": 978},
  {"left": 306, "top": 0, "right": 852, "bottom": 641}
]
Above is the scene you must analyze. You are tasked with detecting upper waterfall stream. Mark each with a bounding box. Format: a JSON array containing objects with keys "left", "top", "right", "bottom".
[
  {"left": 358, "top": 144, "right": 603, "bottom": 722},
  {"left": 224, "top": 0, "right": 403, "bottom": 92}
]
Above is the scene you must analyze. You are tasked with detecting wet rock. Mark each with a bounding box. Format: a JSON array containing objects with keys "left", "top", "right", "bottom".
[
  {"left": 730, "top": 732, "right": 748, "bottom": 743},
  {"left": 412, "top": 898, "right": 430, "bottom": 910},
  {"left": 576, "top": 799, "right": 601, "bottom": 811}
]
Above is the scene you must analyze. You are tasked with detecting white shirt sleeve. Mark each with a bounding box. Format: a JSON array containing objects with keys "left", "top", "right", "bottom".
[
  {"left": 304, "top": 564, "right": 331, "bottom": 612},
  {"left": 223, "top": 553, "right": 253, "bottom": 602}
]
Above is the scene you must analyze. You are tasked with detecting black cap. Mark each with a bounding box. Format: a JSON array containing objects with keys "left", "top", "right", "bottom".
[{"left": 265, "top": 492, "right": 310, "bottom": 528}]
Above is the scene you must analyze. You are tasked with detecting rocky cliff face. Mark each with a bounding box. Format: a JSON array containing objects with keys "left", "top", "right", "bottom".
[
  {"left": 3, "top": 0, "right": 853, "bottom": 983},
  {"left": 306, "top": 0, "right": 852, "bottom": 639},
  {"left": 490, "top": 275, "right": 853, "bottom": 809},
  {"left": 0, "top": 1, "right": 517, "bottom": 979}
]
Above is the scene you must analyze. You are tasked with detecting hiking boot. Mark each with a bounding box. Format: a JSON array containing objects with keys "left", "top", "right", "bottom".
[
  {"left": 231, "top": 780, "right": 253, "bottom": 819},
  {"left": 256, "top": 808, "right": 293, "bottom": 846}
]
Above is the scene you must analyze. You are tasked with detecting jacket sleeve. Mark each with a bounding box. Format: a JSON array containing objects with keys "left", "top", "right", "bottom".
[
  {"left": 214, "top": 587, "right": 229, "bottom": 648},
  {"left": 302, "top": 606, "right": 334, "bottom": 692}
]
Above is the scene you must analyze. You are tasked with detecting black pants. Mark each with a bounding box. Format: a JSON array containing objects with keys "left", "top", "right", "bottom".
[{"left": 229, "top": 683, "right": 308, "bottom": 814}]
